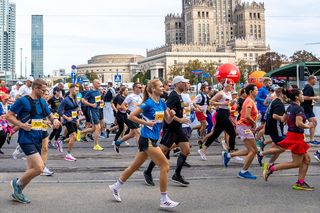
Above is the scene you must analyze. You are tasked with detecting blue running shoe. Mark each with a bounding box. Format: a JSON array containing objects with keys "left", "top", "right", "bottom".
[
  {"left": 222, "top": 151, "right": 231, "bottom": 167},
  {"left": 238, "top": 171, "right": 257, "bottom": 180},
  {"left": 115, "top": 140, "right": 122, "bottom": 146},
  {"left": 11, "top": 193, "right": 30, "bottom": 204},
  {"left": 314, "top": 150, "right": 320, "bottom": 162},
  {"left": 10, "top": 179, "right": 28, "bottom": 203},
  {"left": 309, "top": 140, "right": 320, "bottom": 147}
]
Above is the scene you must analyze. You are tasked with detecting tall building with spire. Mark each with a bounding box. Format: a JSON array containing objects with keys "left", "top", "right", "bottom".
[
  {"left": 0, "top": 0, "right": 16, "bottom": 80},
  {"left": 31, "top": 15, "right": 44, "bottom": 78}
]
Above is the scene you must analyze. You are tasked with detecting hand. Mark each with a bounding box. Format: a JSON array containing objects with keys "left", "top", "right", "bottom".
[
  {"left": 53, "top": 119, "right": 60, "bottom": 128},
  {"left": 21, "top": 123, "right": 32, "bottom": 131},
  {"left": 78, "top": 111, "right": 83, "bottom": 116},
  {"left": 223, "top": 101, "right": 230, "bottom": 106},
  {"left": 146, "top": 120, "right": 156, "bottom": 127},
  {"left": 169, "top": 109, "right": 176, "bottom": 117},
  {"left": 181, "top": 118, "right": 190, "bottom": 124},
  {"left": 92, "top": 103, "right": 97, "bottom": 108}
]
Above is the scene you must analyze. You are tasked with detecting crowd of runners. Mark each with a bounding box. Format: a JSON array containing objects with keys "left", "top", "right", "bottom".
[{"left": 0, "top": 74, "right": 320, "bottom": 208}]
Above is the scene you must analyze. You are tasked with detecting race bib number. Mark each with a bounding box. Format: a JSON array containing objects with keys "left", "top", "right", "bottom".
[
  {"left": 155, "top": 111, "right": 164, "bottom": 123},
  {"left": 77, "top": 96, "right": 81, "bottom": 102},
  {"left": 31, "top": 119, "right": 43, "bottom": 130},
  {"left": 53, "top": 113, "right": 59, "bottom": 119},
  {"left": 42, "top": 123, "right": 49, "bottom": 131},
  {"left": 72, "top": 111, "right": 78, "bottom": 119},
  {"left": 244, "top": 129, "right": 252, "bottom": 134},
  {"left": 95, "top": 96, "right": 101, "bottom": 103},
  {"left": 100, "top": 101, "right": 105, "bottom": 107}
]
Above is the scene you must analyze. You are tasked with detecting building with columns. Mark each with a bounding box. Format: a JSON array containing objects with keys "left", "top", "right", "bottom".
[
  {"left": 77, "top": 54, "right": 144, "bottom": 83},
  {"left": 138, "top": 0, "right": 270, "bottom": 80}
]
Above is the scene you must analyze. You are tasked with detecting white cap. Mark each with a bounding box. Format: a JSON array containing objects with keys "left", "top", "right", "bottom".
[
  {"left": 26, "top": 76, "right": 34, "bottom": 82},
  {"left": 16, "top": 81, "right": 23, "bottom": 85},
  {"left": 172, "top": 76, "right": 189, "bottom": 85}
]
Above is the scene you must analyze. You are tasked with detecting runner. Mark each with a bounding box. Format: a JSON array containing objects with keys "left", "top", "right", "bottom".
[
  {"left": 81, "top": 79, "right": 104, "bottom": 151},
  {"left": 108, "top": 79, "right": 180, "bottom": 208},
  {"left": 263, "top": 88, "right": 314, "bottom": 191},
  {"left": 48, "top": 87, "right": 63, "bottom": 149},
  {"left": 6, "top": 79, "right": 61, "bottom": 203},
  {"left": 144, "top": 76, "right": 190, "bottom": 186},
  {"left": 58, "top": 84, "right": 80, "bottom": 161},
  {"left": 222, "top": 84, "right": 259, "bottom": 179}
]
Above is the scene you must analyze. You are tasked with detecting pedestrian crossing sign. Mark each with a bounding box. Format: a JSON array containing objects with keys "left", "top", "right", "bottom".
[{"left": 114, "top": 75, "right": 122, "bottom": 83}]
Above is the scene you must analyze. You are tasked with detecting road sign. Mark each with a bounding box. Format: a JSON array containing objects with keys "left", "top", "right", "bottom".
[
  {"left": 114, "top": 74, "right": 122, "bottom": 83},
  {"left": 192, "top": 70, "right": 203, "bottom": 75},
  {"left": 77, "top": 76, "right": 83, "bottom": 83},
  {"left": 202, "top": 72, "right": 210, "bottom": 78},
  {"left": 71, "top": 65, "right": 77, "bottom": 70}
]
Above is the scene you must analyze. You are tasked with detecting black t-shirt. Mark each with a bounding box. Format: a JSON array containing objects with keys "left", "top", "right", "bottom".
[
  {"left": 265, "top": 98, "right": 285, "bottom": 136},
  {"left": 48, "top": 96, "right": 63, "bottom": 113},
  {"left": 105, "top": 89, "right": 113, "bottom": 102},
  {"left": 113, "top": 94, "right": 125, "bottom": 107},
  {"left": 286, "top": 103, "right": 306, "bottom": 134},
  {"left": 160, "top": 91, "right": 169, "bottom": 101},
  {"left": 164, "top": 90, "right": 183, "bottom": 129},
  {"left": 301, "top": 84, "right": 314, "bottom": 113}
]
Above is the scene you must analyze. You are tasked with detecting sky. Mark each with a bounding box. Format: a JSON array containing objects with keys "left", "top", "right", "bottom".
[{"left": 12, "top": 0, "right": 320, "bottom": 76}]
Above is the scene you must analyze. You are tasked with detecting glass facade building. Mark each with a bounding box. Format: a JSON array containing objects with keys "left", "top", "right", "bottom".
[{"left": 31, "top": 15, "right": 43, "bottom": 78}]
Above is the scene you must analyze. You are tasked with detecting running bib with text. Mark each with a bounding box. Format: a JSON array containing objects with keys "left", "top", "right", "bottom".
[
  {"left": 72, "top": 111, "right": 78, "bottom": 118},
  {"left": 95, "top": 96, "right": 101, "bottom": 103},
  {"left": 31, "top": 119, "right": 43, "bottom": 130},
  {"left": 155, "top": 111, "right": 164, "bottom": 123}
]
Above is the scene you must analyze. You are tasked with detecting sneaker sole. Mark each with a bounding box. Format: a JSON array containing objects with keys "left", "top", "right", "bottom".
[
  {"left": 237, "top": 174, "right": 257, "bottom": 180},
  {"left": 171, "top": 179, "right": 189, "bottom": 187},
  {"left": 292, "top": 186, "right": 315, "bottom": 191},
  {"left": 10, "top": 194, "right": 30, "bottom": 204},
  {"left": 160, "top": 202, "right": 180, "bottom": 209},
  {"left": 108, "top": 185, "right": 121, "bottom": 202}
]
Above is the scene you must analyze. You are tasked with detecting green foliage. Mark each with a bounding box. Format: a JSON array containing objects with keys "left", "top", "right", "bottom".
[
  {"left": 85, "top": 71, "right": 99, "bottom": 82},
  {"left": 132, "top": 70, "right": 151, "bottom": 85},
  {"left": 237, "top": 59, "right": 252, "bottom": 83},
  {"left": 290, "top": 50, "right": 320, "bottom": 63},
  {"left": 257, "top": 52, "right": 287, "bottom": 73}
]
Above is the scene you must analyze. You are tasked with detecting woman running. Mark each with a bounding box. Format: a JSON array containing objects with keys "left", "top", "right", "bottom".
[
  {"left": 108, "top": 79, "right": 180, "bottom": 208},
  {"left": 263, "top": 88, "right": 314, "bottom": 191}
]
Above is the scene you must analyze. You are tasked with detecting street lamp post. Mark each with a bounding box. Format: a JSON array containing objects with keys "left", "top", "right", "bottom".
[
  {"left": 25, "top": 57, "right": 27, "bottom": 78},
  {"left": 20, "top": 48, "right": 23, "bottom": 78}
]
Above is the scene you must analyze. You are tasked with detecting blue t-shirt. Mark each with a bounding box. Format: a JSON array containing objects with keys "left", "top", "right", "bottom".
[
  {"left": 10, "top": 96, "right": 51, "bottom": 144},
  {"left": 84, "top": 89, "right": 101, "bottom": 112},
  {"left": 256, "top": 86, "right": 268, "bottom": 113},
  {"left": 58, "top": 96, "right": 79, "bottom": 124},
  {"left": 140, "top": 98, "right": 167, "bottom": 140}
]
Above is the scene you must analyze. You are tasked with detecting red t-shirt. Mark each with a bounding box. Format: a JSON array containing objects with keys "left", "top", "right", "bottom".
[
  {"left": 237, "top": 97, "right": 258, "bottom": 127},
  {"left": 0, "top": 87, "right": 8, "bottom": 94}
]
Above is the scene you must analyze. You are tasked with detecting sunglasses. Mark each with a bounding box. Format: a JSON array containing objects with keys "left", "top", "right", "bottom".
[{"left": 137, "top": 86, "right": 143, "bottom": 89}]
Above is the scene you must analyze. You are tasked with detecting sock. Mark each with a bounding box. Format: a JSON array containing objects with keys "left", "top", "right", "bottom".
[
  {"left": 16, "top": 179, "right": 22, "bottom": 186},
  {"left": 227, "top": 153, "right": 231, "bottom": 158},
  {"left": 175, "top": 153, "right": 187, "bottom": 176},
  {"left": 67, "top": 151, "right": 71, "bottom": 154},
  {"left": 114, "top": 179, "right": 124, "bottom": 190},
  {"left": 298, "top": 178, "right": 305, "bottom": 184},
  {"left": 165, "top": 150, "right": 170, "bottom": 159},
  {"left": 270, "top": 165, "right": 276, "bottom": 172},
  {"left": 240, "top": 169, "right": 247, "bottom": 174},
  {"left": 145, "top": 161, "right": 156, "bottom": 174},
  {"left": 160, "top": 192, "right": 168, "bottom": 201}
]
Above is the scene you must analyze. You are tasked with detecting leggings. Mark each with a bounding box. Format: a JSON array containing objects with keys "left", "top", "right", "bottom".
[
  {"left": 205, "top": 109, "right": 236, "bottom": 151},
  {"left": 206, "top": 111, "right": 213, "bottom": 134},
  {"left": 0, "top": 130, "right": 6, "bottom": 150},
  {"left": 49, "top": 126, "right": 62, "bottom": 141},
  {"left": 114, "top": 112, "right": 127, "bottom": 141}
]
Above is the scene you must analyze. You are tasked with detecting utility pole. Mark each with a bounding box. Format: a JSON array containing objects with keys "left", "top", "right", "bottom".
[
  {"left": 20, "top": 48, "right": 23, "bottom": 78},
  {"left": 25, "top": 57, "right": 27, "bottom": 77}
]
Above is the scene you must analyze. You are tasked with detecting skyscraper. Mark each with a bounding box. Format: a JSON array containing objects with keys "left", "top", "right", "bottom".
[
  {"left": 31, "top": 15, "right": 43, "bottom": 78},
  {"left": 0, "top": 0, "right": 16, "bottom": 80}
]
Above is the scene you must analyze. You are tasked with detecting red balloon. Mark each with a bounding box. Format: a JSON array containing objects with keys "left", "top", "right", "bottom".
[{"left": 215, "top": 63, "right": 241, "bottom": 83}]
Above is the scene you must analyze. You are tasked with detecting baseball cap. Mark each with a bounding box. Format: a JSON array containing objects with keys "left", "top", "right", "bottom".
[
  {"left": 16, "top": 81, "right": 23, "bottom": 85},
  {"left": 26, "top": 76, "right": 34, "bottom": 82},
  {"left": 172, "top": 76, "right": 189, "bottom": 85}
]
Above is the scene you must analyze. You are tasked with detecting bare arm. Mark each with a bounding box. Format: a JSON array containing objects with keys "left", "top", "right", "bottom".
[{"left": 296, "top": 116, "right": 313, "bottom": 129}]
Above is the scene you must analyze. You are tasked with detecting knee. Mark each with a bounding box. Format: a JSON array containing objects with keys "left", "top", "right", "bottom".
[
  {"left": 181, "top": 149, "right": 190, "bottom": 156},
  {"left": 34, "top": 164, "right": 45, "bottom": 175},
  {"left": 160, "top": 162, "right": 170, "bottom": 174}
]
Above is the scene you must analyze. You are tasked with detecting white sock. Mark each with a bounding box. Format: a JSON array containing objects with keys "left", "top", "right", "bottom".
[
  {"left": 160, "top": 192, "right": 168, "bottom": 201},
  {"left": 240, "top": 169, "right": 247, "bottom": 174},
  {"left": 227, "top": 153, "right": 231, "bottom": 158},
  {"left": 114, "top": 179, "right": 123, "bottom": 190}
]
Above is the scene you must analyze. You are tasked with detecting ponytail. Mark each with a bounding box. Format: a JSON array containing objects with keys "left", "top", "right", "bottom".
[{"left": 142, "top": 79, "right": 160, "bottom": 103}]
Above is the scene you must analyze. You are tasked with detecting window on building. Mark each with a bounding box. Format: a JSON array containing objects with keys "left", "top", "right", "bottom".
[
  {"left": 198, "top": 11, "right": 201, "bottom": 18},
  {"left": 175, "top": 22, "right": 178, "bottom": 29},
  {"left": 254, "top": 13, "right": 256, "bottom": 19},
  {"left": 244, "top": 53, "right": 247, "bottom": 57},
  {"left": 202, "top": 11, "right": 205, "bottom": 18},
  {"left": 258, "top": 13, "right": 260, "bottom": 19},
  {"left": 255, "top": 53, "right": 259, "bottom": 58},
  {"left": 174, "top": 60, "right": 177, "bottom": 64},
  {"left": 249, "top": 53, "right": 253, "bottom": 57},
  {"left": 206, "top": 12, "right": 209, "bottom": 18},
  {"left": 250, "top": 13, "right": 252, "bottom": 19},
  {"left": 179, "top": 22, "right": 182, "bottom": 28}
]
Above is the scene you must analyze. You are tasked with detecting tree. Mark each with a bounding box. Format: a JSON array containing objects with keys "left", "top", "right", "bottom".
[
  {"left": 289, "top": 50, "right": 320, "bottom": 63},
  {"left": 237, "top": 59, "right": 252, "bottom": 83},
  {"left": 132, "top": 70, "right": 150, "bottom": 85},
  {"left": 85, "top": 71, "right": 98, "bottom": 82},
  {"left": 257, "top": 52, "right": 287, "bottom": 73}
]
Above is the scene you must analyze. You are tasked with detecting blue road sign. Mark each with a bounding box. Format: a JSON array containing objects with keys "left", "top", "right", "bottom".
[
  {"left": 192, "top": 70, "right": 203, "bottom": 75},
  {"left": 114, "top": 74, "right": 122, "bottom": 83},
  {"left": 77, "top": 76, "right": 83, "bottom": 83},
  {"left": 71, "top": 65, "right": 77, "bottom": 70},
  {"left": 202, "top": 72, "right": 210, "bottom": 78}
]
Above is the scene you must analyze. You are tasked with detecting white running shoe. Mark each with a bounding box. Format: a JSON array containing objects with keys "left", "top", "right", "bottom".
[
  {"left": 124, "top": 141, "right": 130, "bottom": 146},
  {"left": 109, "top": 184, "right": 121, "bottom": 202},
  {"left": 232, "top": 156, "right": 244, "bottom": 162},
  {"left": 198, "top": 149, "right": 207, "bottom": 161},
  {"left": 12, "top": 145, "right": 25, "bottom": 160},
  {"left": 111, "top": 141, "right": 115, "bottom": 145},
  {"left": 41, "top": 166, "right": 54, "bottom": 176},
  {"left": 160, "top": 198, "right": 180, "bottom": 209},
  {"left": 65, "top": 153, "right": 77, "bottom": 162}
]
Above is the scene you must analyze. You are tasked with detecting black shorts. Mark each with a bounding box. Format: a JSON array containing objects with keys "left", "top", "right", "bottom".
[
  {"left": 65, "top": 122, "right": 78, "bottom": 137},
  {"left": 84, "top": 109, "right": 91, "bottom": 123},
  {"left": 42, "top": 131, "right": 49, "bottom": 139},
  {"left": 260, "top": 112, "right": 266, "bottom": 123},
  {"left": 270, "top": 134, "right": 285, "bottom": 144},
  {"left": 126, "top": 117, "right": 140, "bottom": 129},
  {"left": 182, "top": 127, "right": 192, "bottom": 139},
  {"left": 305, "top": 111, "right": 315, "bottom": 119},
  {"left": 138, "top": 136, "right": 158, "bottom": 152},
  {"left": 160, "top": 126, "right": 189, "bottom": 148},
  {"left": 20, "top": 142, "right": 42, "bottom": 156},
  {"left": 99, "top": 108, "right": 104, "bottom": 121}
]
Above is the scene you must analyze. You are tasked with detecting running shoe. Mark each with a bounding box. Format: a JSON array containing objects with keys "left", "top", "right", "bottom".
[
  {"left": 81, "top": 137, "right": 89, "bottom": 142},
  {"left": 93, "top": 144, "right": 104, "bottom": 151},
  {"left": 65, "top": 153, "right": 77, "bottom": 162},
  {"left": 143, "top": 171, "right": 155, "bottom": 186},
  {"left": 0, "top": 149, "right": 4, "bottom": 154},
  {"left": 238, "top": 171, "right": 257, "bottom": 180},
  {"left": 198, "top": 149, "right": 207, "bottom": 161},
  {"left": 124, "top": 141, "right": 130, "bottom": 146},
  {"left": 183, "top": 161, "right": 191, "bottom": 167},
  {"left": 292, "top": 182, "right": 315, "bottom": 191},
  {"left": 115, "top": 140, "right": 122, "bottom": 146},
  {"left": 55, "top": 140, "right": 63, "bottom": 153},
  {"left": 171, "top": 174, "right": 189, "bottom": 186},
  {"left": 314, "top": 150, "right": 320, "bottom": 162},
  {"left": 87, "top": 134, "right": 94, "bottom": 141},
  {"left": 41, "top": 166, "right": 54, "bottom": 176},
  {"left": 222, "top": 151, "right": 231, "bottom": 167},
  {"left": 256, "top": 139, "right": 265, "bottom": 151},
  {"left": 108, "top": 184, "right": 121, "bottom": 202},
  {"left": 106, "top": 129, "right": 110, "bottom": 138},
  {"left": 160, "top": 198, "right": 180, "bottom": 209},
  {"left": 257, "top": 151, "right": 264, "bottom": 167},
  {"left": 263, "top": 163, "right": 273, "bottom": 181},
  {"left": 309, "top": 140, "right": 320, "bottom": 147},
  {"left": 12, "top": 145, "right": 25, "bottom": 160},
  {"left": 221, "top": 140, "right": 228, "bottom": 151},
  {"left": 232, "top": 156, "right": 244, "bottom": 162},
  {"left": 197, "top": 140, "right": 203, "bottom": 149},
  {"left": 11, "top": 193, "right": 30, "bottom": 204},
  {"left": 48, "top": 141, "right": 56, "bottom": 149},
  {"left": 113, "top": 144, "right": 120, "bottom": 153},
  {"left": 173, "top": 148, "right": 181, "bottom": 157},
  {"left": 6, "top": 134, "right": 12, "bottom": 144}
]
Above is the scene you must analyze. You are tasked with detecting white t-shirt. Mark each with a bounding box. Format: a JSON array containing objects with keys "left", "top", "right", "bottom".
[
  {"left": 18, "top": 85, "right": 32, "bottom": 97},
  {"left": 194, "top": 93, "right": 208, "bottom": 112},
  {"left": 124, "top": 93, "right": 142, "bottom": 113},
  {"left": 181, "top": 92, "right": 192, "bottom": 128},
  {"left": 9, "top": 87, "right": 19, "bottom": 99}
]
